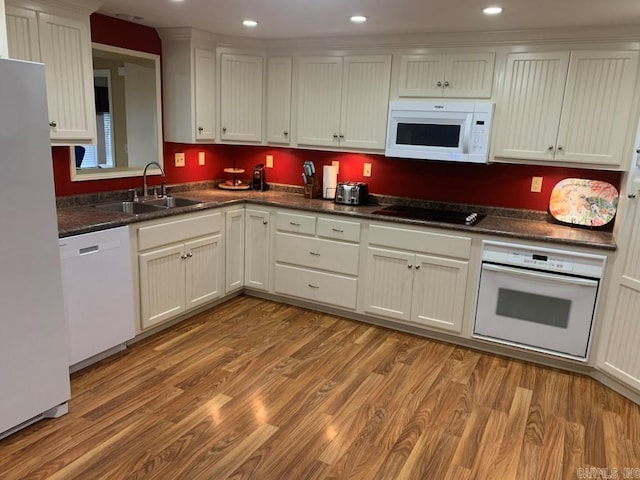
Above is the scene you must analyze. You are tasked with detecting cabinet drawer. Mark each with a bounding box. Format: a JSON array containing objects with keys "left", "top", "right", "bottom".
[
  {"left": 137, "top": 212, "right": 223, "bottom": 251},
  {"left": 275, "top": 264, "right": 357, "bottom": 310},
  {"left": 368, "top": 224, "right": 471, "bottom": 259},
  {"left": 276, "top": 212, "right": 316, "bottom": 235},
  {"left": 276, "top": 233, "right": 359, "bottom": 275},
  {"left": 317, "top": 217, "right": 361, "bottom": 242}
]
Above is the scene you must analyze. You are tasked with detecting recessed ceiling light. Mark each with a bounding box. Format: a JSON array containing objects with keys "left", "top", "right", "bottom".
[
  {"left": 243, "top": 19, "right": 258, "bottom": 28},
  {"left": 350, "top": 15, "right": 367, "bottom": 24},
  {"left": 483, "top": 6, "right": 503, "bottom": 15},
  {"left": 115, "top": 13, "right": 143, "bottom": 21}
]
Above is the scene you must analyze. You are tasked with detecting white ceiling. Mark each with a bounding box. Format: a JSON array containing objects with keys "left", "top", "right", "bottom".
[{"left": 97, "top": 0, "right": 640, "bottom": 40}]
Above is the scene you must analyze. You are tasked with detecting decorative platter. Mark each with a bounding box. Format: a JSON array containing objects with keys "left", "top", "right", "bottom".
[{"left": 548, "top": 178, "right": 619, "bottom": 228}]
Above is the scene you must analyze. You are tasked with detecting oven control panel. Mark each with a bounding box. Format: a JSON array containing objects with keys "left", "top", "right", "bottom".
[{"left": 482, "top": 241, "right": 606, "bottom": 278}]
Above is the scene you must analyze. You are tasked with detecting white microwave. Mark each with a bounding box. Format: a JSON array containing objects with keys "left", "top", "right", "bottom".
[{"left": 385, "top": 101, "right": 494, "bottom": 163}]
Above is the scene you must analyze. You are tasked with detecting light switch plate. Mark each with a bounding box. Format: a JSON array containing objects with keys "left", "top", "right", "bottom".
[
  {"left": 531, "top": 176, "right": 543, "bottom": 192},
  {"left": 198, "top": 152, "right": 205, "bottom": 166},
  {"left": 363, "top": 163, "right": 372, "bottom": 177},
  {"left": 266, "top": 154, "right": 273, "bottom": 168},
  {"left": 175, "top": 153, "right": 185, "bottom": 167}
]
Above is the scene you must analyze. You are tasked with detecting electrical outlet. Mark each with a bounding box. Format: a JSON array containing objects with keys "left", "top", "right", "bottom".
[
  {"left": 363, "top": 163, "right": 372, "bottom": 177},
  {"left": 266, "top": 154, "right": 273, "bottom": 168},
  {"left": 198, "top": 152, "right": 205, "bottom": 166},
  {"left": 174, "top": 153, "right": 185, "bottom": 167},
  {"left": 332, "top": 160, "right": 339, "bottom": 173},
  {"left": 531, "top": 176, "right": 543, "bottom": 192}
]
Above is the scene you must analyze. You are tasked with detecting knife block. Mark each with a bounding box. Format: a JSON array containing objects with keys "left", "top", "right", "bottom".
[{"left": 304, "top": 176, "right": 321, "bottom": 199}]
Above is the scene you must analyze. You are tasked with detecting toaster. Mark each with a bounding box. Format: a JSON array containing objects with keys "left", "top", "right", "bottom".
[{"left": 335, "top": 182, "right": 369, "bottom": 205}]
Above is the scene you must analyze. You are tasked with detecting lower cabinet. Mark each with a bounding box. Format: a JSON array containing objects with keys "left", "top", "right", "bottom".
[
  {"left": 362, "top": 224, "right": 471, "bottom": 333},
  {"left": 225, "top": 208, "right": 245, "bottom": 293},
  {"left": 274, "top": 211, "right": 361, "bottom": 309},
  {"left": 244, "top": 208, "right": 271, "bottom": 291},
  {"left": 136, "top": 212, "right": 224, "bottom": 330}
]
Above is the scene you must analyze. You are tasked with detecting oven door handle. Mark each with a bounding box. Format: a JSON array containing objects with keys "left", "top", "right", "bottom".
[{"left": 481, "top": 263, "right": 598, "bottom": 287}]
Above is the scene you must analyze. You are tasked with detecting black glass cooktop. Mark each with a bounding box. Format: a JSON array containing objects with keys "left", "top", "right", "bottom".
[{"left": 371, "top": 205, "right": 485, "bottom": 226}]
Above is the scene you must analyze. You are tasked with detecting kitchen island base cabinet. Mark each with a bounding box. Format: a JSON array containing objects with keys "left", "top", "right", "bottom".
[
  {"left": 136, "top": 212, "right": 224, "bottom": 331},
  {"left": 362, "top": 225, "right": 471, "bottom": 334}
]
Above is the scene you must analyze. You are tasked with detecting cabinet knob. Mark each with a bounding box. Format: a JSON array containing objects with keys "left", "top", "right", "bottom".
[
  {"left": 263, "top": 220, "right": 268, "bottom": 225},
  {"left": 339, "top": 134, "right": 345, "bottom": 140},
  {"left": 49, "top": 121, "right": 57, "bottom": 127},
  {"left": 636, "top": 147, "right": 640, "bottom": 154},
  {"left": 415, "top": 264, "right": 421, "bottom": 269},
  {"left": 186, "top": 252, "right": 193, "bottom": 258},
  {"left": 408, "top": 264, "right": 413, "bottom": 269},
  {"left": 436, "top": 81, "right": 443, "bottom": 87},
  {"left": 283, "top": 131, "right": 289, "bottom": 136},
  {"left": 332, "top": 134, "right": 339, "bottom": 140},
  {"left": 198, "top": 126, "right": 204, "bottom": 132},
  {"left": 443, "top": 81, "right": 450, "bottom": 87},
  {"left": 181, "top": 254, "right": 188, "bottom": 260},
  {"left": 548, "top": 145, "right": 554, "bottom": 151},
  {"left": 222, "top": 127, "right": 227, "bottom": 134},
  {"left": 557, "top": 145, "right": 564, "bottom": 151},
  {"left": 629, "top": 193, "right": 638, "bottom": 199}
]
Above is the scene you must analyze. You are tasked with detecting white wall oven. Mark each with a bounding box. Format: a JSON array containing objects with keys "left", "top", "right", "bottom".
[{"left": 474, "top": 241, "right": 607, "bottom": 361}]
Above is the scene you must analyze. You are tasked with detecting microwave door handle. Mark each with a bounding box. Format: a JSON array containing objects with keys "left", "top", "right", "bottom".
[
  {"left": 462, "top": 115, "right": 472, "bottom": 153},
  {"left": 482, "top": 263, "right": 598, "bottom": 287}
]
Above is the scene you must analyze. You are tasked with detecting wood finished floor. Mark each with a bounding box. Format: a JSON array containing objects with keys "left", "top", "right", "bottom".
[{"left": 1, "top": 295, "right": 639, "bottom": 479}]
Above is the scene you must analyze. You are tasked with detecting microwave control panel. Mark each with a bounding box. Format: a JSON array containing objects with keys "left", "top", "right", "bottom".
[{"left": 471, "top": 120, "right": 489, "bottom": 154}]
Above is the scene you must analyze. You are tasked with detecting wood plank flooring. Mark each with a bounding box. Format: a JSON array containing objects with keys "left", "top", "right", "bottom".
[{"left": 1, "top": 295, "right": 639, "bottom": 479}]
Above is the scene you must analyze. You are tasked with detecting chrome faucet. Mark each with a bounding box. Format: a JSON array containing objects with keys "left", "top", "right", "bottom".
[{"left": 142, "top": 161, "right": 166, "bottom": 198}]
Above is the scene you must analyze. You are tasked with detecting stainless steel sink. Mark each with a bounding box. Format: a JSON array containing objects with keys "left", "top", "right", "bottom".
[
  {"left": 94, "top": 196, "right": 203, "bottom": 215},
  {"left": 143, "top": 197, "right": 204, "bottom": 208},
  {"left": 95, "top": 201, "right": 164, "bottom": 215}
]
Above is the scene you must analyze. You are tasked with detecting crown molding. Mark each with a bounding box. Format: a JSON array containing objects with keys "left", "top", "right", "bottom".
[{"left": 7, "top": 0, "right": 102, "bottom": 17}]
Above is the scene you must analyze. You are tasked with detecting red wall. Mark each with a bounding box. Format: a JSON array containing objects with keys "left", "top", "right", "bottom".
[{"left": 51, "top": 14, "right": 622, "bottom": 211}]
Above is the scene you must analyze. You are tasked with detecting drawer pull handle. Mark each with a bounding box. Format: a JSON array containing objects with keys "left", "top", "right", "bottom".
[
  {"left": 331, "top": 228, "right": 344, "bottom": 233},
  {"left": 309, "top": 251, "right": 320, "bottom": 256},
  {"left": 308, "top": 284, "right": 320, "bottom": 289},
  {"left": 289, "top": 221, "right": 301, "bottom": 226}
]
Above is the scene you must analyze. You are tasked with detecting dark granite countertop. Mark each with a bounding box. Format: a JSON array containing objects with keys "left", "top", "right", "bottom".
[{"left": 57, "top": 187, "right": 616, "bottom": 251}]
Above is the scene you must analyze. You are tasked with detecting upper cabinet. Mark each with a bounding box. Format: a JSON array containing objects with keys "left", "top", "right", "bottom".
[
  {"left": 219, "top": 53, "right": 264, "bottom": 143},
  {"left": 159, "top": 28, "right": 216, "bottom": 143},
  {"left": 397, "top": 52, "right": 495, "bottom": 98},
  {"left": 493, "top": 50, "right": 640, "bottom": 169},
  {"left": 266, "top": 56, "right": 292, "bottom": 144},
  {"left": 296, "top": 54, "right": 392, "bottom": 150},
  {"left": 6, "top": 1, "right": 99, "bottom": 144}
]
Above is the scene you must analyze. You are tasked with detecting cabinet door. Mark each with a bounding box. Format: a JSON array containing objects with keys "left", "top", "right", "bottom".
[
  {"left": 267, "top": 56, "right": 292, "bottom": 144},
  {"left": 38, "top": 12, "right": 95, "bottom": 142},
  {"left": 340, "top": 55, "right": 392, "bottom": 150},
  {"left": 5, "top": 6, "right": 40, "bottom": 62},
  {"left": 139, "top": 244, "right": 186, "bottom": 330},
  {"left": 194, "top": 47, "right": 216, "bottom": 141},
  {"left": 363, "top": 247, "right": 414, "bottom": 321},
  {"left": 296, "top": 56, "right": 343, "bottom": 147},
  {"left": 220, "top": 53, "right": 263, "bottom": 142},
  {"left": 245, "top": 209, "right": 271, "bottom": 291},
  {"left": 556, "top": 50, "right": 639, "bottom": 166},
  {"left": 225, "top": 209, "right": 245, "bottom": 293},
  {"left": 598, "top": 188, "right": 640, "bottom": 391},
  {"left": 444, "top": 52, "right": 495, "bottom": 98},
  {"left": 398, "top": 54, "right": 446, "bottom": 97},
  {"left": 410, "top": 254, "right": 468, "bottom": 333},
  {"left": 185, "top": 235, "right": 223, "bottom": 309},
  {"left": 493, "top": 51, "right": 570, "bottom": 161}
]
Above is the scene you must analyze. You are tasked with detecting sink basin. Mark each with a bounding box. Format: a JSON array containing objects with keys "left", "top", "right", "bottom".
[
  {"left": 95, "top": 201, "right": 164, "bottom": 215},
  {"left": 143, "top": 196, "right": 204, "bottom": 208}
]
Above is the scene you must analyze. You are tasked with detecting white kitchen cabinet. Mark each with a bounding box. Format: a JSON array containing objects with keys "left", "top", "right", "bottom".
[
  {"left": 397, "top": 52, "right": 495, "bottom": 98},
  {"left": 158, "top": 28, "right": 216, "bottom": 143},
  {"left": 274, "top": 211, "right": 361, "bottom": 309},
  {"left": 597, "top": 178, "right": 640, "bottom": 393},
  {"left": 6, "top": 3, "right": 97, "bottom": 143},
  {"left": 244, "top": 208, "right": 271, "bottom": 291},
  {"left": 296, "top": 55, "right": 392, "bottom": 150},
  {"left": 136, "top": 212, "right": 224, "bottom": 330},
  {"left": 225, "top": 208, "right": 245, "bottom": 293},
  {"left": 219, "top": 53, "right": 263, "bottom": 143},
  {"left": 362, "top": 224, "right": 471, "bottom": 333},
  {"left": 494, "top": 50, "right": 639, "bottom": 168},
  {"left": 266, "top": 56, "right": 292, "bottom": 144}
]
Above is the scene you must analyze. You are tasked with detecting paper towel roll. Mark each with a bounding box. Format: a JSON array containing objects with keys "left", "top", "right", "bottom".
[{"left": 323, "top": 165, "right": 338, "bottom": 199}]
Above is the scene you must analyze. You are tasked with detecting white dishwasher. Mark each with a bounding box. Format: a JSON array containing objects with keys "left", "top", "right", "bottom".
[{"left": 59, "top": 226, "right": 135, "bottom": 369}]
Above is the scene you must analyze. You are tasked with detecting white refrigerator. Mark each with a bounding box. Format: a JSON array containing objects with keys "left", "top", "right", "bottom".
[{"left": 0, "top": 58, "right": 71, "bottom": 439}]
